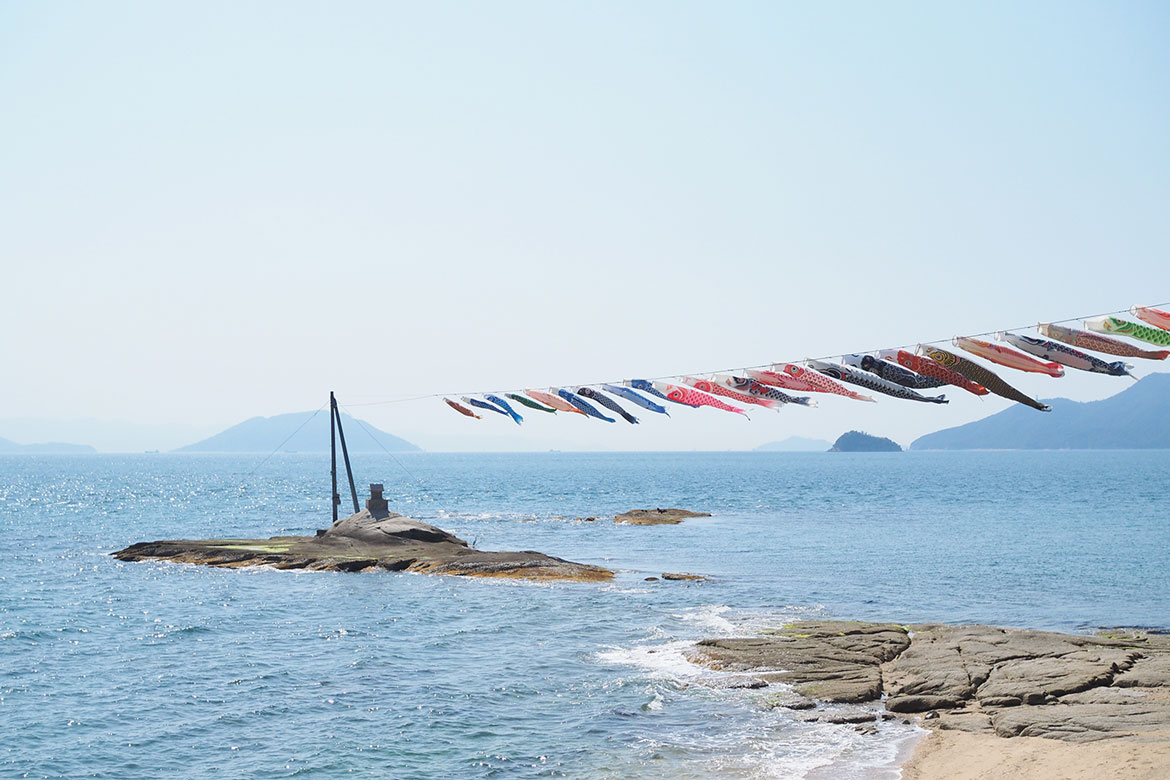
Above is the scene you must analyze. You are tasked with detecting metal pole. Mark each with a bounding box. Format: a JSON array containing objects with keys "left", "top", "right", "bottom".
[
  {"left": 330, "top": 391, "right": 339, "bottom": 523},
  {"left": 334, "top": 402, "right": 360, "bottom": 514}
]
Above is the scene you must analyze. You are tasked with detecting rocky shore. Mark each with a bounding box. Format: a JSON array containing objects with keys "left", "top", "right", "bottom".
[
  {"left": 114, "top": 507, "right": 612, "bottom": 582},
  {"left": 688, "top": 620, "right": 1170, "bottom": 777},
  {"left": 613, "top": 508, "right": 711, "bottom": 525}
]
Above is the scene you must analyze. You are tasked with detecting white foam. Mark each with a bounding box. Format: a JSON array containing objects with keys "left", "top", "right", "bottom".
[
  {"left": 592, "top": 603, "right": 922, "bottom": 780},
  {"left": 598, "top": 583, "right": 656, "bottom": 595},
  {"left": 675, "top": 604, "right": 737, "bottom": 635},
  {"left": 629, "top": 711, "right": 900, "bottom": 780},
  {"left": 797, "top": 721, "right": 925, "bottom": 780},
  {"left": 643, "top": 688, "right": 665, "bottom": 711},
  {"left": 433, "top": 509, "right": 508, "bottom": 521},
  {"left": 688, "top": 715, "right": 920, "bottom": 780},
  {"left": 594, "top": 639, "right": 704, "bottom": 680}
]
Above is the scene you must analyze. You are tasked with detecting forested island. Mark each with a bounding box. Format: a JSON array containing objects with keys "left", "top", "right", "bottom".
[{"left": 829, "top": 431, "right": 902, "bottom": 452}]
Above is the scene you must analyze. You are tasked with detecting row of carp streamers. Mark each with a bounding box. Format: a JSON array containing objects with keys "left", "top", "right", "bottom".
[{"left": 443, "top": 305, "right": 1170, "bottom": 425}]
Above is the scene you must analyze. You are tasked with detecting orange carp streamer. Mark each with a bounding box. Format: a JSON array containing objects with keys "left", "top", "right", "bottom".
[
  {"left": 524, "top": 389, "right": 589, "bottom": 416},
  {"left": 1039, "top": 322, "right": 1170, "bottom": 361},
  {"left": 444, "top": 398, "right": 481, "bottom": 419},
  {"left": 955, "top": 336, "right": 1064, "bottom": 377},
  {"left": 1132, "top": 305, "right": 1170, "bottom": 332}
]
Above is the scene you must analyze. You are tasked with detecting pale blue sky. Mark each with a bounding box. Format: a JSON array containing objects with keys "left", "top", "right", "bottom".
[{"left": 2, "top": 1, "right": 1168, "bottom": 450}]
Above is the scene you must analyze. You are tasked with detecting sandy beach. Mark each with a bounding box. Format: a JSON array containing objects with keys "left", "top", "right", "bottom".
[
  {"left": 896, "top": 631, "right": 1170, "bottom": 779},
  {"left": 902, "top": 729, "right": 1170, "bottom": 780}
]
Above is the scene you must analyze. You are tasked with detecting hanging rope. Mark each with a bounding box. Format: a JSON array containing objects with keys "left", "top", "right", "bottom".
[
  {"left": 339, "top": 402, "right": 427, "bottom": 488},
  {"left": 240, "top": 401, "right": 328, "bottom": 481},
  {"left": 344, "top": 301, "right": 1170, "bottom": 407}
]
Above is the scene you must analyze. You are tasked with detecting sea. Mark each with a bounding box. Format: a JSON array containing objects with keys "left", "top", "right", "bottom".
[{"left": 3, "top": 451, "right": 1169, "bottom": 779}]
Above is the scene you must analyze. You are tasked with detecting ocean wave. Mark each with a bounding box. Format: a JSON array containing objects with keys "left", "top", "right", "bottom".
[
  {"left": 590, "top": 604, "right": 923, "bottom": 780},
  {"left": 594, "top": 639, "right": 703, "bottom": 681},
  {"left": 675, "top": 604, "right": 737, "bottom": 635}
]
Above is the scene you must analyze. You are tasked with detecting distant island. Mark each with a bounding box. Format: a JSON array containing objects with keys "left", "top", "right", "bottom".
[
  {"left": 175, "top": 411, "right": 420, "bottom": 453},
  {"left": 829, "top": 431, "right": 902, "bottom": 452},
  {"left": 754, "top": 436, "right": 834, "bottom": 452},
  {"left": 0, "top": 435, "right": 95, "bottom": 454},
  {"left": 911, "top": 372, "right": 1170, "bottom": 450}
]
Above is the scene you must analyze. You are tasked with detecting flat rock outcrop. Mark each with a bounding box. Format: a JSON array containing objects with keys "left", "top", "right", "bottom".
[
  {"left": 884, "top": 624, "right": 1142, "bottom": 711},
  {"left": 114, "top": 509, "right": 612, "bottom": 582},
  {"left": 687, "top": 621, "right": 1170, "bottom": 743},
  {"left": 688, "top": 621, "right": 910, "bottom": 703},
  {"left": 613, "top": 508, "right": 711, "bottom": 525}
]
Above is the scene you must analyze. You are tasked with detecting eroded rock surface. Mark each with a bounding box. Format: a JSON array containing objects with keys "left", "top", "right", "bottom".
[
  {"left": 114, "top": 509, "right": 613, "bottom": 582},
  {"left": 613, "top": 508, "right": 711, "bottom": 525},
  {"left": 687, "top": 621, "right": 910, "bottom": 703},
  {"left": 884, "top": 625, "right": 1142, "bottom": 711},
  {"left": 688, "top": 621, "right": 1170, "bottom": 743}
]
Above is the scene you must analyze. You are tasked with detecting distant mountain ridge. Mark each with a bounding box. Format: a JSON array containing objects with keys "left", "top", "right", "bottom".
[
  {"left": 175, "top": 411, "right": 420, "bottom": 453},
  {"left": 911, "top": 373, "right": 1170, "bottom": 450},
  {"left": 0, "top": 436, "right": 96, "bottom": 454}
]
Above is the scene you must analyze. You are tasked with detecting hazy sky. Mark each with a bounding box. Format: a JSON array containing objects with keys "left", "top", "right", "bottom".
[{"left": 3, "top": 1, "right": 1168, "bottom": 451}]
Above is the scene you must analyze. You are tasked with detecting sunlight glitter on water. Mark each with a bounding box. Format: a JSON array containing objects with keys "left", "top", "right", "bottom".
[{"left": 2, "top": 451, "right": 1169, "bottom": 778}]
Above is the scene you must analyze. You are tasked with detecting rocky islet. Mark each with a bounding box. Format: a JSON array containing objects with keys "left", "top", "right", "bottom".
[
  {"left": 114, "top": 499, "right": 714, "bottom": 578},
  {"left": 115, "top": 503, "right": 612, "bottom": 582},
  {"left": 613, "top": 508, "right": 711, "bottom": 525}
]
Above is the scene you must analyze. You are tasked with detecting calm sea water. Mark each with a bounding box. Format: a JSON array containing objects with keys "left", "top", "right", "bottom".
[{"left": 3, "top": 451, "right": 1169, "bottom": 779}]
